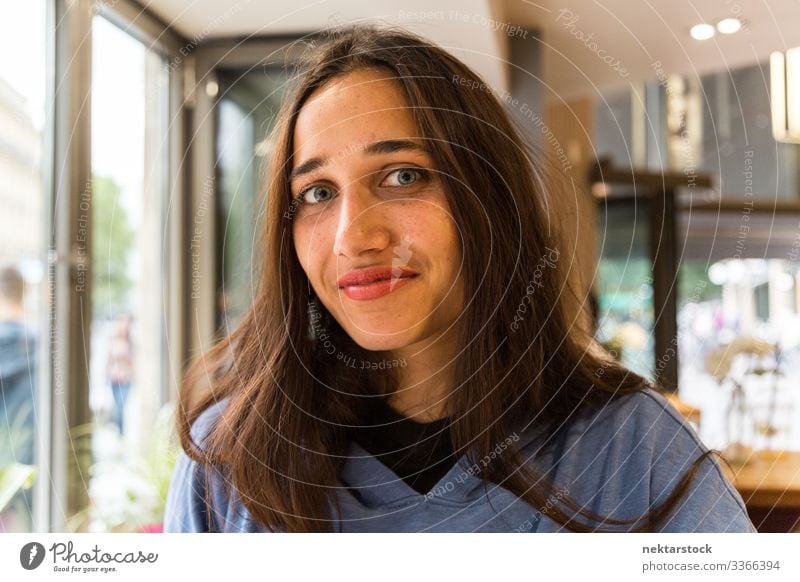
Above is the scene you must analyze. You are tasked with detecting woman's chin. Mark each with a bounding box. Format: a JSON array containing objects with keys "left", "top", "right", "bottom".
[{"left": 345, "top": 328, "right": 421, "bottom": 353}]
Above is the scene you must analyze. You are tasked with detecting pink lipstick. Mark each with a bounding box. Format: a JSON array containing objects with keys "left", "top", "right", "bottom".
[{"left": 337, "top": 266, "right": 419, "bottom": 301}]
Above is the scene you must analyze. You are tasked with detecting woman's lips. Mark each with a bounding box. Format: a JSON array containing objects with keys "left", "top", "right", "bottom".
[
  {"left": 339, "top": 274, "right": 419, "bottom": 300},
  {"left": 337, "top": 266, "right": 417, "bottom": 286}
]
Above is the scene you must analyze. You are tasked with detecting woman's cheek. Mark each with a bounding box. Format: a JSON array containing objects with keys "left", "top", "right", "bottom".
[{"left": 292, "top": 224, "right": 323, "bottom": 282}]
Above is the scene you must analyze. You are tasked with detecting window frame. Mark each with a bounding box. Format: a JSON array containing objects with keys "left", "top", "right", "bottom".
[
  {"left": 39, "top": 0, "right": 187, "bottom": 533},
  {"left": 187, "top": 36, "right": 308, "bottom": 356}
]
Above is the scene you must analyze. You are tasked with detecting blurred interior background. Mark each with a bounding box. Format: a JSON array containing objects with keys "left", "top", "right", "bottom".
[{"left": 1, "top": 0, "right": 800, "bottom": 533}]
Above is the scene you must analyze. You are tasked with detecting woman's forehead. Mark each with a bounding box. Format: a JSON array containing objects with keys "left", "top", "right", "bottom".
[{"left": 292, "top": 70, "right": 419, "bottom": 163}]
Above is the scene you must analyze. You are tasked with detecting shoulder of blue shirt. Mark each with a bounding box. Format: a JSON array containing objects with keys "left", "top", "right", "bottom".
[
  {"left": 185, "top": 390, "right": 735, "bottom": 487},
  {"left": 510, "top": 387, "right": 755, "bottom": 532},
  {"left": 165, "top": 388, "right": 756, "bottom": 532},
  {"left": 163, "top": 397, "right": 232, "bottom": 532},
  {"left": 184, "top": 389, "right": 698, "bottom": 450}
]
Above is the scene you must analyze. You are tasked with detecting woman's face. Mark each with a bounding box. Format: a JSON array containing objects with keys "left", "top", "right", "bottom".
[{"left": 291, "top": 68, "right": 464, "bottom": 352}]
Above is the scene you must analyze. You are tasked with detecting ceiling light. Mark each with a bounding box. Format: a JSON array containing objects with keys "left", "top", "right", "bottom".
[
  {"left": 717, "top": 18, "right": 742, "bottom": 34},
  {"left": 690, "top": 23, "right": 715, "bottom": 41}
]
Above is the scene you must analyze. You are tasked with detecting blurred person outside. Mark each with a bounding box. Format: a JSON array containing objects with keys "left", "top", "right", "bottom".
[
  {"left": 0, "top": 265, "right": 37, "bottom": 531},
  {"left": 106, "top": 312, "right": 134, "bottom": 434}
]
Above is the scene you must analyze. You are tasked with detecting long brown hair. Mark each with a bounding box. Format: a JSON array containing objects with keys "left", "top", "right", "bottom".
[{"left": 177, "top": 22, "right": 715, "bottom": 532}]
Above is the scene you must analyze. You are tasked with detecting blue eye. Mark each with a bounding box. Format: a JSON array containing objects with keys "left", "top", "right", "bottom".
[
  {"left": 293, "top": 168, "right": 429, "bottom": 207},
  {"left": 299, "top": 184, "right": 335, "bottom": 205},
  {"left": 384, "top": 168, "right": 425, "bottom": 187}
]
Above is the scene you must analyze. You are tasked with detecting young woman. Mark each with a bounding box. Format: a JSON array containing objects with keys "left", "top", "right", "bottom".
[{"left": 164, "top": 24, "right": 756, "bottom": 533}]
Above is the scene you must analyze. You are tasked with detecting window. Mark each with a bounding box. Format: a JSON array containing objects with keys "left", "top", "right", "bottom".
[
  {"left": 0, "top": 0, "right": 48, "bottom": 534},
  {"left": 595, "top": 199, "right": 654, "bottom": 380},
  {"left": 78, "top": 15, "right": 172, "bottom": 532},
  {"left": 594, "top": 61, "right": 800, "bottom": 453},
  {"left": 215, "top": 68, "right": 290, "bottom": 332}
]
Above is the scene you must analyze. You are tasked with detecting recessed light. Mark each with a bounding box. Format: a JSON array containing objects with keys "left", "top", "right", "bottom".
[
  {"left": 690, "top": 23, "right": 715, "bottom": 40},
  {"left": 717, "top": 18, "right": 742, "bottom": 34}
]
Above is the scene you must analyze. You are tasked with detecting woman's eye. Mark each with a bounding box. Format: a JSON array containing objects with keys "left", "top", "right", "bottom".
[
  {"left": 383, "top": 167, "right": 426, "bottom": 187},
  {"left": 294, "top": 168, "right": 427, "bottom": 206},
  {"left": 299, "top": 184, "right": 335, "bottom": 205}
]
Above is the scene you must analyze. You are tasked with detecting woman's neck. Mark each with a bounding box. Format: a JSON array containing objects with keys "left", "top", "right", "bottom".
[{"left": 386, "top": 326, "right": 460, "bottom": 422}]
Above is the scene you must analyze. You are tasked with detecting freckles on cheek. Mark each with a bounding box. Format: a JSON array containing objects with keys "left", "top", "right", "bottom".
[
  {"left": 394, "top": 206, "right": 458, "bottom": 259},
  {"left": 308, "top": 226, "right": 334, "bottom": 256},
  {"left": 413, "top": 211, "right": 457, "bottom": 248},
  {"left": 294, "top": 220, "right": 334, "bottom": 277},
  {"left": 292, "top": 224, "right": 316, "bottom": 273}
]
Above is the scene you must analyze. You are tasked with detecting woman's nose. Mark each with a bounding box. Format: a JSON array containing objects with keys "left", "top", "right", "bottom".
[{"left": 332, "top": 185, "right": 392, "bottom": 259}]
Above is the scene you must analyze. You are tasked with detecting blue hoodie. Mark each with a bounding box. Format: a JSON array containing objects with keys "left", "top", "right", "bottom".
[{"left": 163, "top": 388, "right": 756, "bottom": 533}]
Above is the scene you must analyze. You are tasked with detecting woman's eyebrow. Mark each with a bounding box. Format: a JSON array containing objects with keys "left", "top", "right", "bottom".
[{"left": 289, "top": 139, "right": 428, "bottom": 182}]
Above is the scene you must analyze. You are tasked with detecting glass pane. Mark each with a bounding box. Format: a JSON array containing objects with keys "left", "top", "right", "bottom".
[
  {"left": 84, "top": 16, "right": 171, "bottom": 533},
  {"left": 0, "top": 0, "right": 47, "bottom": 533},
  {"left": 595, "top": 199, "right": 655, "bottom": 380},
  {"left": 216, "top": 98, "right": 256, "bottom": 333},
  {"left": 678, "top": 258, "right": 800, "bottom": 453},
  {"left": 215, "top": 68, "right": 290, "bottom": 333}
]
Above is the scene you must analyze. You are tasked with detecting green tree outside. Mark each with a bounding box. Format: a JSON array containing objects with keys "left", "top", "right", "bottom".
[{"left": 91, "top": 174, "right": 134, "bottom": 315}]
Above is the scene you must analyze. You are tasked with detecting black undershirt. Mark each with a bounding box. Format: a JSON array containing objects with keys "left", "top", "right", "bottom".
[{"left": 349, "top": 399, "right": 457, "bottom": 495}]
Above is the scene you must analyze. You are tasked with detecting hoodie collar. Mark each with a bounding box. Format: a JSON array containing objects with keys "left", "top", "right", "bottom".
[
  {"left": 338, "top": 440, "right": 483, "bottom": 507},
  {"left": 338, "top": 418, "right": 549, "bottom": 508}
]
